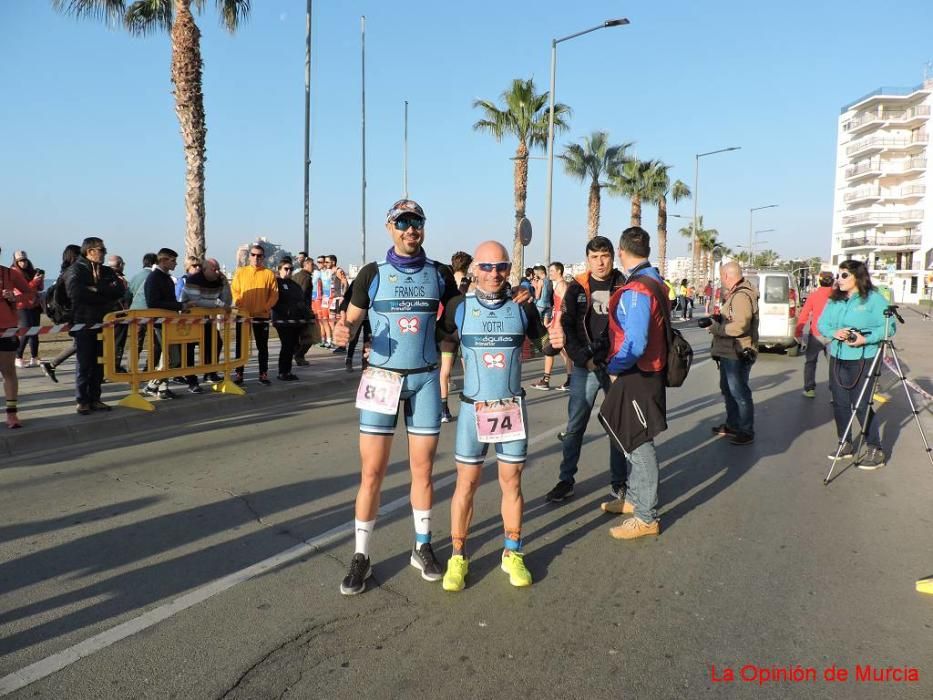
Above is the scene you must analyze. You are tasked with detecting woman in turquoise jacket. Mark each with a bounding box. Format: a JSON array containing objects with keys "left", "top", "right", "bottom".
[{"left": 818, "top": 259, "right": 895, "bottom": 469}]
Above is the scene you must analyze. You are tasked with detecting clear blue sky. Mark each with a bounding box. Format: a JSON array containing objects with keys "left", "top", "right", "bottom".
[{"left": 2, "top": 0, "right": 932, "bottom": 275}]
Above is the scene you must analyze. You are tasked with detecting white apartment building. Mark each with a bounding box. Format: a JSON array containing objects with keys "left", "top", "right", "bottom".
[
  {"left": 831, "top": 79, "right": 933, "bottom": 303},
  {"left": 665, "top": 256, "right": 695, "bottom": 283}
]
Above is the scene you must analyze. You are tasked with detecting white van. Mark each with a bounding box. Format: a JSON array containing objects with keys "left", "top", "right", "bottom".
[
  {"left": 745, "top": 270, "right": 801, "bottom": 355},
  {"left": 713, "top": 269, "right": 801, "bottom": 355}
]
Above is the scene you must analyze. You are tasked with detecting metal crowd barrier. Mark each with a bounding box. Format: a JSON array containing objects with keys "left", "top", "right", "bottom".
[{"left": 100, "top": 308, "right": 251, "bottom": 411}]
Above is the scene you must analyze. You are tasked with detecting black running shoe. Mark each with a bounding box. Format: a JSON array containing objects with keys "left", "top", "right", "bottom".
[
  {"left": 340, "top": 553, "right": 372, "bottom": 596},
  {"left": 730, "top": 432, "right": 755, "bottom": 446},
  {"left": 545, "top": 480, "right": 575, "bottom": 503},
  {"left": 827, "top": 441, "right": 854, "bottom": 460},
  {"left": 857, "top": 446, "right": 886, "bottom": 470},
  {"left": 410, "top": 543, "right": 443, "bottom": 581},
  {"left": 40, "top": 361, "right": 58, "bottom": 383}
]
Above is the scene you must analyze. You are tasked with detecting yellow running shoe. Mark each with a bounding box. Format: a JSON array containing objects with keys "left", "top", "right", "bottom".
[
  {"left": 443, "top": 555, "right": 468, "bottom": 592},
  {"left": 500, "top": 550, "right": 532, "bottom": 587}
]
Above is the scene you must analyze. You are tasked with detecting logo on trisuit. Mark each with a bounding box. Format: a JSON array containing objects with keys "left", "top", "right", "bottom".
[
  {"left": 398, "top": 317, "right": 420, "bottom": 334},
  {"left": 482, "top": 352, "right": 505, "bottom": 369}
]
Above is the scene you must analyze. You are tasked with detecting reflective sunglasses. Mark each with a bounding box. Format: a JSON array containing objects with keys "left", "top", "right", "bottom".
[
  {"left": 476, "top": 262, "right": 512, "bottom": 273},
  {"left": 393, "top": 216, "right": 425, "bottom": 231},
  {"left": 837, "top": 271, "right": 851, "bottom": 279}
]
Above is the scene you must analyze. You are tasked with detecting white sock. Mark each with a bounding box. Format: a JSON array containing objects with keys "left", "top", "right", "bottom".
[
  {"left": 413, "top": 508, "right": 432, "bottom": 546},
  {"left": 354, "top": 519, "right": 375, "bottom": 557}
]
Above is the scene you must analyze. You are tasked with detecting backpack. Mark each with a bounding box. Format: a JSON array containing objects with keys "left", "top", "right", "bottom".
[
  {"left": 630, "top": 274, "right": 694, "bottom": 388},
  {"left": 46, "top": 276, "right": 72, "bottom": 324}
]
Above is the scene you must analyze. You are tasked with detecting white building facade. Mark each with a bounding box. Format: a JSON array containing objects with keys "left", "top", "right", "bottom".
[{"left": 831, "top": 80, "right": 933, "bottom": 303}]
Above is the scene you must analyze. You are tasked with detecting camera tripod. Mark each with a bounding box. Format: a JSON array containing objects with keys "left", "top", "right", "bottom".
[{"left": 824, "top": 305, "right": 933, "bottom": 485}]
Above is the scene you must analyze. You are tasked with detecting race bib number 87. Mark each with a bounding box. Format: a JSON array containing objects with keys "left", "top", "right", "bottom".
[
  {"left": 356, "top": 368, "right": 403, "bottom": 415},
  {"left": 475, "top": 398, "right": 526, "bottom": 443}
]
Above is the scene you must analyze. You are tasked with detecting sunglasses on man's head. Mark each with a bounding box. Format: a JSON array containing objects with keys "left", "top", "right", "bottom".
[
  {"left": 393, "top": 217, "right": 425, "bottom": 231},
  {"left": 476, "top": 262, "right": 512, "bottom": 273}
]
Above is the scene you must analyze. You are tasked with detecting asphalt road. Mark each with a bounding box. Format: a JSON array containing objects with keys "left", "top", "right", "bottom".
[{"left": 1, "top": 323, "right": 932, "bottom": 699}]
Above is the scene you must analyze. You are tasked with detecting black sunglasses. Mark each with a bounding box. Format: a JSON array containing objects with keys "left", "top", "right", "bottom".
[{"left": 393, "top": 217, "right": 425, "bottom": 231}]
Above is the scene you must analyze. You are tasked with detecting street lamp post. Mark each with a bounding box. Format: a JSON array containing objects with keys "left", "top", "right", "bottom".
[
  {"left": 748, "top": 204, "right": 778, "bottom": 264},
  {"left": 302, "top": 0, "right": 313, "bottom": 254},
  {"left": 543, "top": 18, "right": 629, "bottom": 264},
  {"left": 692, "top": 146, "right": 741, "bottom": 283}
]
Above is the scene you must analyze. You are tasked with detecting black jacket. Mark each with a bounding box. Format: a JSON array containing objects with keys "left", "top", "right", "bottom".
[
  {"left": 560, "top": 269, "right": 626, "bottom": 369},
  {"left": 65, "top": 256, "right": 125, "bottom": 325},
  {"left": 144, "top": 267, "right": 183, "bottom": 311},
  {"left": 598, "top": 368, "right": 667, "bottom": 454},
  {"left": 272, "top": 277, "right": 311, "bottom": 323}
]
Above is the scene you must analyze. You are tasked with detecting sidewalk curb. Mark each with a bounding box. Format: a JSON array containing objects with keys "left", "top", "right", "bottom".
[{"left": 0, "top": 368, "right": 359, "bottom": 459}]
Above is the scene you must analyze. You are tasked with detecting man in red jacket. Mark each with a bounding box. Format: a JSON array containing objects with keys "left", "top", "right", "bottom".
[{"left": 795, "top": 271, "right": 835, "bottom": 398}]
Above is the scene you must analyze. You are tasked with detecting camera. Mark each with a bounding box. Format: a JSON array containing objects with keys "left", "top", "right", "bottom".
[
  {"left": 697, "top": 314, "right": 721, "bottom": 329},
  {"left": 35, "top": 268, "right": 45, "bottom": 277},
  {"left": 843, "top": 328, "right": 871, "bottom": 343}
]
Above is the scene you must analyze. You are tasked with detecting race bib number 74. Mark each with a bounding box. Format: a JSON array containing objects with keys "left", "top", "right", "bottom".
[
  {"left": 355, "top": 368, "right": 403, "bottom": 415},
  {"left": 475, "top": 398, "right": 526, "bottom": 443}
]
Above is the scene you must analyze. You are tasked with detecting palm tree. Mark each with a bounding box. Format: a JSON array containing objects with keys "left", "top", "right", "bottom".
[
  {"left": 558, "top": 131, "right": 631, "bottom": 239},
  {"left": 678, "top": 217, "right": 718, "bottom": 284},
  {"left": 697, "top": 228, "right": 721, "bottom": 283},
  {"left": 609, "top": 158, "right": 659, "bottom": 227},
  {"left": 473, "top": 78, "right": 570, "bottom": 281},
  {"left": 53, "top": 0, "right": 251, "bottom": 261},
  {"left": 641, "top": 163, "right": 690, "bottom": 277}
]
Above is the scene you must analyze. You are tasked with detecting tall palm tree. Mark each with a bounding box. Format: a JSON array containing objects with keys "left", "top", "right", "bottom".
[
  {"left": 53, "top": 0, "right": 251, "bottom": 261},
  {"left": 697, "top": 228, "right": 721, "bottom": 283},
  {"left": 473, "top": 78, "right": 570, "bottom": 281},
  {"left": 641, "top": 163, "right": 690, "bottom": 277},
  {"left": 558, "top": 131, "right": 631, "bottom": 239},
  {"left": 678, "top": 217, "right": 718, "bottom": 284},
  {"left": 609, "top": 158, "right": 659, "bottom": 227}
]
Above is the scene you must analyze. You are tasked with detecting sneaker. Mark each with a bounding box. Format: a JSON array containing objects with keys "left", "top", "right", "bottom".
[
  {"left": 545, "top": 480, "right": 574, "bottom": 503},
  {"left": 40, "top": 361, "right": 58, "bottom": 383},
  {"left": 802, "top": 389, "right": 816, "bottom": 398},
  {"left": 278, "top": 373, "right": 299, "bottom": 381},
  {"left": 730, "top": 432, "right": 755, "bottom": 446},
  {"left": 556, "top": 380, "right": 570, "bottom": 392},
  {"left": 339, "top": 553, "right": 372, "bottom": 596},
  {"left": 143, "top": 384, "right": 159, "bottom": 397},
  {"left": 90, "top": 400, "right": 112, "bottom": 412},
  {"left": 14, "top": 358, "right": 24, "bottom": 368},
  {"left": 75, "top": 403, "right": 92, "bottom": 416},
  {"left": 258, "top": 372, "right": 271, "bottom": 386},
  {"left": 158, "top": 387, "right": 176, "bottom": 400},
  {"left": 530, "top": 377, "right": 551, "bottom": 391},
  {"left": 204, "top": 372, "right": 222, "bottom": 383},
  {"left": 500, "top": 550, "right": 532, "bottom": 587},
  {"left": 345, "top": 361, "right": 354, "bottom": 372},
  {"left": 29, "top": 357, "right": 40, "bottom": 367},
  {"left": 440, "top": 407, "right": 453, "bottom": 423},
  {"left": 187, "top": 384, "right": 203, "bottom": 394},
  {"left": 711, "top": 423, "right": 737, "bottom": 437},
  {"left": 602, "top": 499, "right": 635, "bottom": 515},
  {"left": 332, "top": 346, "right": 346, "bottom": 354},
  {"left": 318, "top": 342, "right": 328, "bottom": 348},
  {"left": 172, "top": 376, "right": 188, "bottom": 385},
  {"left": 233, "top": 370, "right": 244, "bottom": 385},
  {"left": 442, "top": 555, "right": 469, "bottom": 592},
  {"left": 610, "top": 517, "right": 660, "bottom": 540},
  {"left": 410, "top": 543, "right": 443, "bottom": 581},
  {"left": 557, "top": 431, "right": 567, "bottom": 442},
  {"left": 827, "top": 441, "right": 855, "bottom": 460},
  {"left": 857, "top": 446, "right": 886, "bottom": 470}
]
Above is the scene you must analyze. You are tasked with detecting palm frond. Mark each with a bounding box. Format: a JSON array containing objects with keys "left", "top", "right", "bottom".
[
  {"left": 52, "top": 0, "right": 126, "bottom": 23},
  {"left": 124, "top": 0, "right": 171, "bottom": 35}
]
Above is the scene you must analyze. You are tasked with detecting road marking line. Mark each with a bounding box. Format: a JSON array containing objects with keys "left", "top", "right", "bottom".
[{"left": 0, "top": 421, "right": 564, "bottom": 695}]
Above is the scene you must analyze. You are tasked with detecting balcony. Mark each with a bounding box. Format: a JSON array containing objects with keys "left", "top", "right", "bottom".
[
  {"left": 839, "top": 233, "right": 922, "bottom": 249},
  {"left": 888, "top": 105, "right": 931, "bottom": 127},
  {"left": 883, "top": 184, "right": 926, "bottom": 201},
  {"left": 844, "top": 111, "right": 882, "bottom": 135},
  {"left": 881, "top": 157, "right": 927, "bottom": 176},
  {"left": 841, "top": 209, "right": 924, "bottom": 227},
  {"left": 845, "top": 159, "right": 882, "bottom": 180},
  {"left": 846, "top": 133, "right": 928, "bottom": 157},
  {"left": 844, "top": 186, "right": 881, "bottom": 204}
]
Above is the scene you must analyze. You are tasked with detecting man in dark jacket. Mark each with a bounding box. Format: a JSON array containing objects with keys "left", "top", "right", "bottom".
[
  {"left": 290, "top": 257, "right": 316, "bottom": 365},
  {"left": 143, "top": 248, "right": 194, "bottom": 398},
  {"left": 545, "top": 235, "right": 628, "bottom": 504},
  {"left": 601, "top": 227, "right": 668, "bottom": 539},
  {"left": 66, "top": 237, "right": 125, "bottom": 414}
]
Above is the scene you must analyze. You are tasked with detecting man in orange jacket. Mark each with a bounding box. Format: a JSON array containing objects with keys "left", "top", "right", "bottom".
[
  {"left": 231, "top": 243, "right": 279, "bottom": 385},
  {"left": 795, "top": 271, "right": 834, "bottom": 398}
]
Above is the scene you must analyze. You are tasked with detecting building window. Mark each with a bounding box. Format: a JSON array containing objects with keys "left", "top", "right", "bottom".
[{"left": 911, "top": 276, "right": 918, "bottom": 294}]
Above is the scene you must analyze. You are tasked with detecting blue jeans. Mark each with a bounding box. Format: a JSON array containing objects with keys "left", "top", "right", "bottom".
[
  {"left": 718, "top": 357, "right": 754, "bottom": 436},
  {"left": 830, "top": 357, "right": 881, "bottom": 448},
  {"left": 623, "top": 441, "right": 660, "bottom": 523},
  {"left": 558, "top": 365, "right": 628, "bottom": 488}
]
